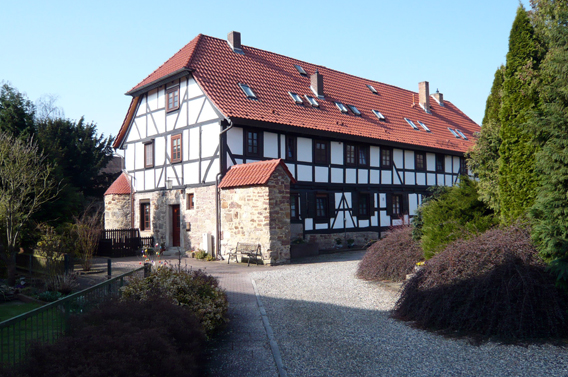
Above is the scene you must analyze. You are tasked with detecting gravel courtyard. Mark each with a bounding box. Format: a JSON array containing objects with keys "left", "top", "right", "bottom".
[{"left": 250, "top": 250, "right": 568, "bottom": 377}]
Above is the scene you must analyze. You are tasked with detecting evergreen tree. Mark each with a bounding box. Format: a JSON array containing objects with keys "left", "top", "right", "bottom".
[
  {"left": 0, "top": 83, "right": 36, "bottom": 140},
  {"left": 498, "top": 5, "right": 543, "bottom": 224}
]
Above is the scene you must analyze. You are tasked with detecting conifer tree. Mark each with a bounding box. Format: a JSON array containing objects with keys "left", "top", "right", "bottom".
[{"left": 497, "top": 5, "right": 543, "bottom": 223}]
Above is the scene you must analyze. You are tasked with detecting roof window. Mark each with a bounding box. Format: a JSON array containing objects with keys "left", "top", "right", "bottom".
[
  {"left": 367, "top": 84, "right": 378, "bottom": 94},
  {"left": 239, "top": 83, "right": 257, "bottom": 99},
  {"left": 305, "top": 95, "right": 319, "bottom": 107},
  {"left": 448, "top": 128, "right": 460, "bottom": 138},
  {"left": 335, "top": 102, "right": 348, "bottom": 113},
  {"left": 294, "top": 64, "right": 307, "bottom": 76},
  {"left": 417, "top": 121, "right": 431, "bottom": 132},
  {"left": 288, "top": 92, "right": 303, "bottom": 104},
  {"left": 372, "top": 110, "right": 385, "bottom": 120},
  {"left": 455, "top": 129, "right": 468, "bottom": 140},
  {"left": 347, "top": 105, "right": 361, "bottom": 116},
  {"left": 404, "top": 118, "right": 419, "bottom": 130}
]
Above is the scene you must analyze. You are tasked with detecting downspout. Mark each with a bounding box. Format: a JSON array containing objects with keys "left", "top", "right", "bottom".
[{"left": 216, "top": 119, "right": 234, "bottom": 259}]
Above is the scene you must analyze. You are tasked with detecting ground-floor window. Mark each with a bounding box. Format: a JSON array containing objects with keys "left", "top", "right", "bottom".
[{"left": 140, "top": 202, "right": 150, "bottom": 230}]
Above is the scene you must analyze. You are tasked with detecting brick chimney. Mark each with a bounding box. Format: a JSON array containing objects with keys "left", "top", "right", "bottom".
[
  {"left": 311, "top": 69, "right": 324, "bottom": 98},
  {"left": 432, "top": 88, "right": 444, "bottom": 107},
  {"left": 419, "top": 81, "right": 430, "bottom": 113},
  {"left": 228, "top": 31, "right": 243, "bottom": 53}
]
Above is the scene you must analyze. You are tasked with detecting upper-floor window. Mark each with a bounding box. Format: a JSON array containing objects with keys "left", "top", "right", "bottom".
[
  {"left": 187, "top": 193, "right": 195, "bottom": 210},
  {"left": 140, "top": 202, "right": 150, "bottom": 230},
  {"left": 381, "top": 147, "right": 392, "bottom": 169},
  {"left": 171, "top": 134, "right": 182, "bottom": 163},
  {"left": 144, "top": 141, "right": 154, "bottom": 169},
  {"left": 246, "top": 130, "right": 261, "bottom": 157},
  {"left": 460, "top": 157, "right": 468, "bottom": 175},
  {"left": 166, "top": 87, "right": 180, "bottom": 112},
  {"left": 346, "top": 144, "right": 356, "bottom": 165},
  {"left": 346, "top": 144, "right": 369, "bottom": 167},
  {"left": 286, "top": 135, "right": 296, "bottom": 161},
  {"left": 358, "top": 146, "right": 368, "bottom": 166},
  {"left": 436, "top": 154, "right": 445, "bottom": 173},
  {"left": 314, "top": 140, "right": 329, "bottom": 164},
  {"left": 415, "top": 152, "right": 426, "bottom": 171},
  {"left": 290, "top": 193, "right": 299, "bottom": 220}
]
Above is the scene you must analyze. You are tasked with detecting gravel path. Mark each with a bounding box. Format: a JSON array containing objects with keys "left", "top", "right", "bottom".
[{"left": 251, "top": 250, "right": 568, "bottom": 377}]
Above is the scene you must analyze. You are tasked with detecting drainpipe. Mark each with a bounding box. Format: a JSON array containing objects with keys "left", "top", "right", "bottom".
[{"left": 215, "top": 119, "right": 234, "bottom": 259}]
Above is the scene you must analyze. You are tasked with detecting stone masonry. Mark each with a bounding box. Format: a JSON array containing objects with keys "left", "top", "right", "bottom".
[{"left": 104, "top": 194, "right": 131, "bottom": 229}]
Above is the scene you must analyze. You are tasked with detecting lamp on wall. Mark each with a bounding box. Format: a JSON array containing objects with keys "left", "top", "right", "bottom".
[{"left": 166, "top": 179, "right": 173, "bottom": 190}]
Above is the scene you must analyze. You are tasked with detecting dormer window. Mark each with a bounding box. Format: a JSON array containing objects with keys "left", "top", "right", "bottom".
[
  {"left": 335, "top": 102, "right": 348, "bottom": 113},
  {"left": 166, "top": 86, "right": 180, "bottom": 112},
  {"left": 455, "top": 129, "right": 468, "bottom": 140},
  {"left": 305, "top": 95, "right": 319, "bottom": 107},
  {"left": 404, "top": 118, "right": 419, "bottom": 130},
  {"left": 372, "top": 110, "right": 385, "bottom": 120},
  {"left": 347, "top": 105, "right": 361, "bottom": 116},
  {"left": 288, "top": 92, "right": 303, "bottom": 104},
  {"left": 367, "top": 84, "right": 378, "bottom": 94},
  {"left": 417, "top": 121, "right": 431, "bottom": 132},
  {"left": 294, "top": 64, "right": 307, "bottom": 76},
  {"left": 448, "top": 128, "right": 460, "bottom": 138},
  {"left": 239, "top": 83, "right": 257, "bottom": 99}
]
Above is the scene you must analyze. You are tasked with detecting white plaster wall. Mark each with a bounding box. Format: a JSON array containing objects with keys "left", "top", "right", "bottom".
[
  {"left": 394, "top": 149, "right": 404, "bottom": 168},
  {"left": 416, "top": 172, "right": 426, "bottom": 185},
  {"left": 297, "top": 138, "right": 312, "bottom": 162},
  {"left": 264, "top": 132, "right": 278, "bottom": 158},
  {"left": 186, "top": 78, "right": 202, "bottom": 99},
  {"left": 370, "top": 170, "right": 380, "bottom": 184},
  {"left": 405, "top": 172, "right": 415, "bottom": 185},
  {"left": 227, "top": 127, "right": 243, "bottom": 156},
  {"left": 189, "top": 128, "right": 200, "bottom": 160},
  {"left": 382, "top": 170, "right": 392, "bottom": 184},
  {"left": 187, "top": 97, "right": 204, "bottom": 125},
  {"left": 426, "top": 153, "right": 436, "bottom": 171},
  {"left": 155, "top": 137, "right": 165, "bottom": 166},
  {"left": 379, "top": 194, "right": 386, "bottom": 208},
  {"left": 358, "top": 169, "right": 368, "bottom": 184},
  {"left": 297, "top": 165, "right": 312, "bottom": 181},
  {"left": 427, "top": 173, "right": 436, "bottom": 185},
  {"left": 201, "top": 122, "right": 220, "bottom": 158},
  {"left": 184, "top": 162, "right": 200, "bottom": 185},
  {"left": 370, "top": 146, "right": 380, "bottom": 167},
  {"left": 198, "top": 100, "right": 218, "bottom": 123},
  {"left": 331, "top": 141, "right": 343, "bottom": 165},
  {"left": 331, "top": 168, "right": 343, "bottom": 183},
  {"left": 315, "top": 167, "right": 328, "bottom": 182},
  {"left": 404, "top": 150, "right": 414, "bottom": 170},
  {"left": 346, "top": 169, "right": 356, "bottom": 184}
]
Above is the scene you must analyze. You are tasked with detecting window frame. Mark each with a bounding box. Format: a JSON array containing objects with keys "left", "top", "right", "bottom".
[
  {"left": 171, "top": 133, "right": 182, "bottom": 163},
  {"left": 144, "top": 141, "right": 154, "bottom": 169},
  {"left": 285, "top": 135, "right": 296, "bottom": 161},
  {"left": 392, "top": 194, "right": 402, "bottom": 217},
  {"left": 290, "top": 193, "right": 300, "bottom": 221},
  {"left": 187, "top": 193, "right": 195, "bottom": 210},
  {"left": 140, "top": 202, "right": 150, "bottom": 231},
  {"left": 415, "top": 151, "right": 426, "bottom": 171},
  {"left": 166, "top": 86, "right": 180, "bottom": 112},
  {"left": 381, "top": 147, "right": 392, "bottom": 169},
  {"left": 460, "top": 157, "right": 468, "bottom": 176},
  {"left": 313, "top": 140, "right": 329, "bottom": 165},
  {"left": 358, "top": 193, "right": 371, "bottom": 219},
  {"left": 245, "top": 129, "right": 262, "bottom": 157},
  {"left": 436, "top": 154, "right": 445, "bottom": 173},
  {"left": 315, "top": 194, "right": 329, "bottom": 221},
  {"left": 345, "top": 144, "right": 356, "bottom": 166}
]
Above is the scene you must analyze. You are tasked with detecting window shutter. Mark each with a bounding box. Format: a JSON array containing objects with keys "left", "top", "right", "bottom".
[
  {"left": 386, "top": 193, "right": 393, "bottom": 216},
  {"left": 402, "top": 194, "right": 409, "bottom": 215},
  {"left": 307, "top": 192, "right": 316, "bottom": 218},
  {"left": 351, "top": 192, "right": 359, "bottom": 216},
  {"left": 328, "top": 193, "right": 335, "bottom": 218}
]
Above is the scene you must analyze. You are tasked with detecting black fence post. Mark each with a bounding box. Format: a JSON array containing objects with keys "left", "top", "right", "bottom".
[{"left": 107, "top": 259, "right": 111, "bottom": 279}]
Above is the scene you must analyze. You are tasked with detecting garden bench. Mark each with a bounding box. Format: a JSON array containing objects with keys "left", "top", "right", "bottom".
[{"left": 227, "top": 243, "right": 261, "bottom": 266}]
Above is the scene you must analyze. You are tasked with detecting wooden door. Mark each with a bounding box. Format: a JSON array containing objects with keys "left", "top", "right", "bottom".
[{"left": 172, "top": 205, "right": 180, "bottom": 247}]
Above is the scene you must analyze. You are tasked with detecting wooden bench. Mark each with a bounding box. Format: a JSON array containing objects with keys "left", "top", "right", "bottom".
[{"left": 227, "top": 242, "right": 261, "bottom": 266}]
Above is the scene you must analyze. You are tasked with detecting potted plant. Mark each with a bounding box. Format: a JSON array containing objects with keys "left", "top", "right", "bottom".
[
  {"left": 347, "top": 238, "right": 355, "bottom": 248},
  {"left": 334, "top": 237, "right": 343, "bottom": 249}
]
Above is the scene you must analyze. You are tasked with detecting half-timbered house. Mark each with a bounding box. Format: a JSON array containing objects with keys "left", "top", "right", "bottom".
[{"left": 105, "top": 31, "right": 479, "bottom": 264}]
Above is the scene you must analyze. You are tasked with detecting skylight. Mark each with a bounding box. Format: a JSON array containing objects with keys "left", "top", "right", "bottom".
[
  {"left": 335, "top": 102, "right": 348, "bottom": 113},
  {"left": 448, "top": 128, "right": 460, "bottom": 138},
  {"left": 366, "top": 84, "right": 378, "bottom": 94},
  {"left": 288, "top": 92, "right": 303, "bottom": 104},
  {"left": 372, "top": 110, "right": 385, "bottom": 120},
  {"left": 455, "top": 129, "right": 468, "bottom": 140},
  {"left": 404, "top": 118, "right": 419, "bottom": 130},
  {"left": 347, "top": 104, "right": 361, "bottom": 116},
  {"left": 294, "top": 64, "right": 307, "bottom": 76},
  {"left": 239, "top": 83, "right": 257, "bottom": 99},
  {"left": 305, "top": 95, "right": 319, "bottom": 107},
  {"left": 417, "top": 121, "right": 431, "bottom": 132}
]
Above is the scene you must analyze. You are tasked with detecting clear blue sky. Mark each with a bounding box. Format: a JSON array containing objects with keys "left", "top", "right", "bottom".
[{"left": 1, "top": 0, "right": 530, "bottom": 141}]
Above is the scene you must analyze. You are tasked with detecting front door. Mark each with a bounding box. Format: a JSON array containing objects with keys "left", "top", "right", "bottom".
[{"left": 172, "top": 205, "right": 180, "bottom": 247}]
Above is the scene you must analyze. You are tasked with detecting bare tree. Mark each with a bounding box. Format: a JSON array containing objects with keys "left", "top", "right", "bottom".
[
  {"left": 73, "top": 204, "right": 102, "bottom": 271},
  {"left": 35, "top": 94, "right": 64, "bottom": 122},
  {"left": 0, "top": 132, "right": 59, "bottom": 284}
]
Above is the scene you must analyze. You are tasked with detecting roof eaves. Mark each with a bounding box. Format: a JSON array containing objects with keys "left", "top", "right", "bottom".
[
  {"left": 113, "top": 96, "right": 141, "bottom": 149},
  {"left": 126, "top": 68, "right": 193, "bottom": 97}
]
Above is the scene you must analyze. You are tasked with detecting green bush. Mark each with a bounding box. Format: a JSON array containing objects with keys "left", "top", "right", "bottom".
[
  {"left": 121, "top": 266, "right": 228, "bottom": 336},
  {"left": 419, "top": 176, "right": 496, "bottom": 259},
  {"left": 357, "top": 226, "right": 422, "bottom": 282},
  {"left": 195, "top": 250, "right": 208, "bottom": 259}
]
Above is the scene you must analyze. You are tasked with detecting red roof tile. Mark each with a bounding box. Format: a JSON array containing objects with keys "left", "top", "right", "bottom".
[
  {"left": 104, "top": 173, "right": 131, "bottom": 195},
  {"left": 219, "top": 159, "right": 296, "bottom": 189},
  {"left": 119, "top": 34, "right": 479, "bottom": 153}
]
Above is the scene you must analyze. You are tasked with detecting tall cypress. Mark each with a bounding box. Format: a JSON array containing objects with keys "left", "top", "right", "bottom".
[{"left": 498, "top": 5, "right": 543, "bottom": 224}]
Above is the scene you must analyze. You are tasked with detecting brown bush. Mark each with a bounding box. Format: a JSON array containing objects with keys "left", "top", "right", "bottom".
[
  {"left": 392, "top": 224, "right": 568, "bottom": 342},
  {"left": 357, "top": 226, "right": 423, "bottom": 282}
]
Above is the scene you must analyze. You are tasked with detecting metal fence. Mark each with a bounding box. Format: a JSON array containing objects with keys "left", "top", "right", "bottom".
[{"left": 0, "top": 265, "right": 149, "bottom": 367}]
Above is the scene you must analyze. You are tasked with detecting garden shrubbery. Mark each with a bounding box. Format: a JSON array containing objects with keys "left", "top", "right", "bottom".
[
  {"left": 121, "top": 266, "right": 228, "bottom": 336},
  {"left": 357, "top": 226, "right": 422, "bottom": 282},
  {"left": 392, "top": 224, "right": 568, "bottom": 342}
]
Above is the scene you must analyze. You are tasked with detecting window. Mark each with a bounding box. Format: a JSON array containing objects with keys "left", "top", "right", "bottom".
[
  {"left": 392, "top": 195, "right": 402, "bottom": 216},
  {"left": 316, "top": 194, "right": 328, "bottom": 219},
  {"left": 347, "top": 104, "right": 361, "bottom": 116},
  {"left": 314, "top": 140, "right": 329, "bottom": 164},
  {"left": 456, "top": 129, "right": 468, "bottom": 140},
  {"left": 381, "top": 147, "right": 392, "bottom": 169},
  {"left": 144, "top": 141, "right": 154, "bottom": 169},
  {"left": 404, "top": 118, "right": 419, "bottom": 130},
  {"left": 187, "top": 193, "right": 194, "bottom": 210},
  {"left": 415, "top": 152, "right": 426, "bottom": 171},
  {"left": 372, "top": 110, "right": 385, "bottom": 120},
  {"left": 239, "top": 83, "right": 257, "bottom": 99},
  {"left": 367, "top": 84, "right": 378, "bottom": 94},
  {"left": 335, "top": 102, "right": 348, "bottom": 113},
  {"left": 436, "top": 154, "right": 445, "bottom": 173},
  {"left": 460, "top": 157, "right": 468, "bottom": 175},
  {"left": 358, "top": 146, "right": 368, "bottom": 166},
  {"left": 346, "top": 144, "right": 369, "bottom": 167},
  {"left": 305, "top": 95, "right": 319, "bottom": 107},
  {"left": 417, "top": 121, "right": 431, "bottom": 132},
  {"left": 286, "top": 135, "right": 296, "bottom": 161},
  {"left": 140, "top": 202, "right": 150, "bottom": 231},
  {"left": 246, "top": 130, "right": 261, "bottom": 157},
  {"left": 294, "top": 64, "right": 307, "bottom": 76},
  {"left": 290, "top": 193, "right": 299, "bottom": 220},
  {"left": 346, "top": 144, "right": 356, "bottom": 165},
  {"left": 448, "top": 128, "right": 460, "bottom": 138},
  {"left": 359, "top": 193, "right": 370, "bottom": 218},
  {"left": 288, "top": 92, "right": 303, "bottom": 104},
  {"left": 171, "top": 134, "right": 182, "bottom": 163},
  {"left": 166, "top": 87, "right": 179, "bottom": 112}
]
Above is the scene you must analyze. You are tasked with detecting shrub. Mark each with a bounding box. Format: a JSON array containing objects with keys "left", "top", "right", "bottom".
[
  {"left": 10, "top": 298, "right": 205, "bottom": 377},
  {"left": 357, "top": 226, "right": 422, "bottom": 282},
  {"left": 121, "top": 266, "right": 228, "bottom": 336},
  {"left": 195, "top": 250, "right": 207, "bottom": 259},
  {"left": 393, "top": 224, "right": 568, "bottom": 342}
]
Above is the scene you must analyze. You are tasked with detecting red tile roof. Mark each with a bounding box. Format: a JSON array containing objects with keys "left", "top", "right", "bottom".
[
  {"left": 104, "top": 172, "right": 131, "bottom": 195},
  {"left": 118, "top": 34, "right": 479, "bottom": 153},
  {"left": 219, "top": 159, "right": 296, "bottom": 189}
]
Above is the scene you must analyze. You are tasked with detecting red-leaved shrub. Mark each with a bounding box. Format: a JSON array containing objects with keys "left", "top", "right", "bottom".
[
  {"left": 392, "top": 224, "right": 568, "bottom": 342},
  {"left": 357, "top": 226, "right": 423, "bottom": 282}
]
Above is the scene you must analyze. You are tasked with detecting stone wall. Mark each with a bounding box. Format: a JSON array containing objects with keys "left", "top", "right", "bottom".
[
  {"left": 304, "top": 231, "right": 379, "bottom": 250},
  {"left": 182, "top": 185, "right": 217, "bottom": 252},
  {"left": 104, "top": 194, "right": 131, "bottom": 229}
]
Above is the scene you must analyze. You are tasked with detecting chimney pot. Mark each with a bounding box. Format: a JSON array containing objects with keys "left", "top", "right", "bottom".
[
  {"left": 311, "top": 70, "right": 324, "bottom": 98},
  {"left": 228, "top": 31, "right": 242, "bottom": 53},
  {"left": 419, "top": 81, "right": 430, "bottom": 113},
  {"left": 432, "top": 89, "right": 444, "bottom": 107}
]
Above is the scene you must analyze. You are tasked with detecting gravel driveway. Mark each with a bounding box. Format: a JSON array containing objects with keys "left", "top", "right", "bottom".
[{"left": 250, "top": 250, "right": 568, "bottom": 377}]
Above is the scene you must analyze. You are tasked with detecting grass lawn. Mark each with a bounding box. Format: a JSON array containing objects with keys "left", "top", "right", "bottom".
[{"left": 0, "top": 301, "right": 43, "bottom": 322}]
